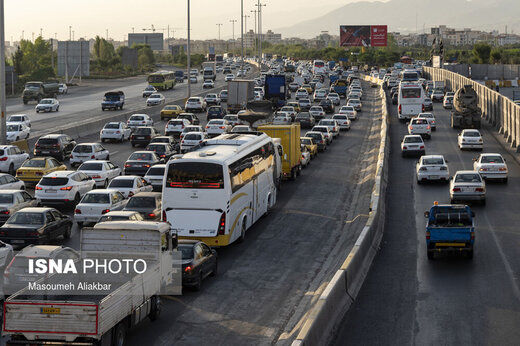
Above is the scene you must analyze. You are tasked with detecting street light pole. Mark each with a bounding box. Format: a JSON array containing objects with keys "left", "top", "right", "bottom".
[
  {"left": 243, "top": 14, "right": 249, "bottom": 55},
  {"left": 230, "top": 19, "right": 237, "bottom": 55},
  {"left": 240, "top": 0, "right": 244, "bottom": 70},
  {"left": 187, "top": 0, "right": 191, "bottom": 99},
  {"left": 251, "top": 10, "right": 257, "bottom": 58},
  {"left": 0, "top": 0, "right": 6, "bottom": 145}
]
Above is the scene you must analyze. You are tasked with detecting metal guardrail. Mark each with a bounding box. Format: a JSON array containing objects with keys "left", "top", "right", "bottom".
[
  {"left": 291, "top": 76, "right": 389, "bottom": 346},
  {"left": 423, "top": 66, "right": 520, "bottom": 151}
]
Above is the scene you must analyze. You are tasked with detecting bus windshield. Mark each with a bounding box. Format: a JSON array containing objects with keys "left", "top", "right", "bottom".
[
  {"left": 148, "top": 75, "right": 165, "bottom": 83},
  {"left": 166, "top": 162, "right": 224, "bottom": 189}
]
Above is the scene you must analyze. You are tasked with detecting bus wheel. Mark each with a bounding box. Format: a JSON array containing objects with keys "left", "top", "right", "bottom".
[{"left": 238, "top": 219, "right": 246, "bottom": 243}]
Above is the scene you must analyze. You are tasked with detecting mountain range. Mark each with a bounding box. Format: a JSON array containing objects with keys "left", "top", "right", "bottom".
[{"left": 276, "top": 0, "right": 520, "bottom": 39}]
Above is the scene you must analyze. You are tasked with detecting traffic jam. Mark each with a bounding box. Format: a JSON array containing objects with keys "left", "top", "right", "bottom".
[
  {"left": 380, "top": 61, "right": 508, "bottom": 261},
  {"left": 0, "top": 58, "right": 368, "bottom": 344}
]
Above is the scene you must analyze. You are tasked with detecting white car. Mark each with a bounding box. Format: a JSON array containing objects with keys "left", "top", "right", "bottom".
[
  {"left": 185, "top": 97, "right": 207, "bottom": 112},
  {"left": 318, "top": 119, "right": 340, "bottom": 137},
  {"left": 190, "top": 75, "right": 198, "bottom": 84},
  {"left": 347, "top": 99, "right": 362, "bottom": 112},
  {"left": 417, "top": 112, "right": 436, "bottom": 131},
  {"left": 225, "top": 74, "right": 235, "bottom": 82},
  {"left": 313, "top": 89, "right": 328, "bottom": 102},
  {"left": 416, "top": 155, "right": 449, "bottom": 183},
  {"left": 300, "top": 145, "right": 311, "bottom": 167},
  {"left": 331, "top": 114, "right": 351, "bottom": 131},
  {"left": 339, "top": 105, "right": 357, "bottom": 120},
  {"left": 70, "top": 143, "right": 110, "bottom": 167},
  {"left": 6, "top": 123, "right": 30, "bottom": 142},
  {"left": 0, "top": 173, "right": 25, "bottom": 190},
  {"left": 7, "top": 114, "right": 31, "bottom": 128},
  {"left": 327, "top": 93, "right": 341, "bottom": 106},
  {"left": 473, "top": 153, "right": 508, "bottom": 182},
  {"left": 74, "top": 189, "right": 128, "bottom": 226},
  {"left": 401, "top": 135, "right": 425, "bottom": 157},
  {"left": 100, "top": 121, "right": 132, "bottom": 142},
  {"left": 204, "top": 94, "right": 220, "bottom": 105},
  {"left": 450, "top": 170, "right": 486, "bottom": 205},
  {"left": 223, "top": 115, "right": 240, "bottom": 127},
  {"left": 295, "top": 89, "right": 309, "bottom": 100},
  {"left": 309, "top": 106, "right": 325, "bottom": 120},
  {"left": 0, "top": 145, "right": 29, "bottom": 175},
  {"left": 165, "top": 118, "right": 191, "bottom": 137},
  {"left": 231, "top": 125, "right": 252, "bottom": 133},
  {"left": 78, "top": 160, "right": 121, "bottom": 188},
  {"left": 458, "top": 129, "right": 483, "bottom": 150},
  {"left": 35, "top": 170, "right": 96, "bottom": 205},
  {"left": 180, "top": 132, "right": 207, "bottom": 152},
  {"left": 146, "top": 93, "right": 165, "bottom": 106},
  {"left": 311, "top": 126, "right": 333, "bottom": 144},
  {"left": 180, "top": 125, "right": 204, "bottom": 140},
  {"left": 107, "top": 176, "right": 152, "bottom": 198},
  {"left": 203, "top": 80, "right": 215, "bottom": 89},
  {"left": 144, "top": 164, "right": 166, "bottom": 191},
  {"left": 58, "top": 83, "right": 68, "bottom": 94},
  {"left": 127, "top": 114, "right": 153, "bottom": 128},
  {"left": 273, "top": 113, "right": 292, "bottom": 125},
  {"left": 206, "top": 119, "right": 232, "bottom": 137},
  {"left": 254, "top": 87, "right": 264, "bottom": 98},
  {"left": 279, "top": 106, "right": 297, "bottom": 119},
  {"left": 35, "top": 98, "right": 59, "bottom": 113},
  {"left": 408, "top": 117, "right": 431, "bottom": 139}
]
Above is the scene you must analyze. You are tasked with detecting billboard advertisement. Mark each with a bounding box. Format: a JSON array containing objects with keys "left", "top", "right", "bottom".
[{"left": 340, "top": 25, "right": 387, "bottom": 47}]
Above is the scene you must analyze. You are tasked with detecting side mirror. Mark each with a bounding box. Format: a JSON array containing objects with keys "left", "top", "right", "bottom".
[
  {"left": 449, "top": 176, "right": 453, "bottom": 180},
  {"left": 424, "top": 211, "right": 430, "bottom": 218}
]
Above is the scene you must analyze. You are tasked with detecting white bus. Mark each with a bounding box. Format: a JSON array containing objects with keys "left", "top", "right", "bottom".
[
  {"left": 162, "top": 133, "right": 279, "bottom": 246},
  {"left": 313, "top": 60, "right": 326, "bottom": 75},
  {"left": 398, "top": 82, "right": 425, "bottom": 121}
]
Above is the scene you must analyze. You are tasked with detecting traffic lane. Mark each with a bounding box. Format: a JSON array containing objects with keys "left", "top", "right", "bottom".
[
  {"left": 124, "top": 87, "right": 380, "bottom": 345},
  {"left": 333, "top": 101, "right": 520, "bottom": 345},
  {"left": 412, "top": 105, "right": 520, "bottom": 344}
]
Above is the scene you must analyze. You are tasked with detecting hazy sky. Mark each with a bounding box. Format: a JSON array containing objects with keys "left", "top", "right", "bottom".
[{"left": 5, "top": 0, "right": 365, "bottom": 42}]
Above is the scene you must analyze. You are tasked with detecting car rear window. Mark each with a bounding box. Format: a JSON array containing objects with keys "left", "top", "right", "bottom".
[
  {"left": 423, "top": 158, "right": 444, "bottom": 165},
  {"left": 0, "top": 194, "right": 13, "bottom": 204},
  {"left": 134, "top": 128, "right": 152, "bottom": 135},
  {"left": 104, "top": 123, "right": 120, "bottom": 129},
  {"left": 109, "top": 179, "right": 134, "bottom": 188},
  {"left": 333, "top": 115, "right": 347, "bottom": 120},
  {"left": 130, "top": 116, "right": 144, "bottom": 121},
  {"left": 37, "top": 138, "right": 59, "bottom": 145},
  {"left": 39, "top": 177, "right": 69, "bottom": 186},
  {"left": 79, "top": 162, "right": 103, "bottom": 171},
  {"left": 404, "top": 137, "right": 423, "bottom": 143},
  {"left": 73, "top": 145, "right": 93, "bottom": 153},
  {"left": 455, "top": 174, "right": 481, "bottom": 183},
  {"left": 129, "top": 152, "right": 153, "bottom": 161},
  {"left": 147, "top": 167, "right": 165, "bottom": 176},
  {"left": 412, "top": 119, "right": 428, "bottom": 125},
  {"left": 127, "top": 196, "right": 156, "bottom": 208},
  {"left": 23, "top": 160, "right": 46, "bottom": 168},
  {"left": 82, "top": 193, "right": 110, "bottom": 204},
  {"left": 464, "top": 131, "right": 480, "bottom": 137},
  {"left": 481, "top": 156, "right": 504, "bottom": 163},
  {"left": 7, "top": 212, "right": 44, "bottom": 225},
  {"left": 147, "top": 144, "right": 166, "bottom": 152},
  {"left": 185, "top": 133, "right": 202, "bottom": 140}
]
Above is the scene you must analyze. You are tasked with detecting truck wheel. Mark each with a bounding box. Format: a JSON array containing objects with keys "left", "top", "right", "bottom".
[
  {"left": 427, "top": 250, "right": 434, "bottom": 260},
  {"left": 148, "top": 296, "right": 161, "bottom": 321},
  {"left": 113, "top": 322, "right": 127, "bottom": 346}
]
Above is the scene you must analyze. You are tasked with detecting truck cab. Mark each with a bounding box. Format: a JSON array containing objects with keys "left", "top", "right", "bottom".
[{"left": 425, "top": 203, "right": 475, "bottom": 260}]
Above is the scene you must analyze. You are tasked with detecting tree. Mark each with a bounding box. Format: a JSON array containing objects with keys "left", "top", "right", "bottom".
[
  {"left": 473, "top": 43, "right": 491, "bottom": 64},
  {"left": 490, "top": 48, "right": 502, "bottom": 64},
  {"left": 12, "top": 46, "right": 23, "bottom": 74}
]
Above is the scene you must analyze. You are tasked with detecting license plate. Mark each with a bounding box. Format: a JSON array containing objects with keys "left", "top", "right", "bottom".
[
  {"left": 137, "top": 136, "right": 144, "bottom": 139},
  {"left": 42, "top": 151, "right": 50, "bottom": 154},
  {"left": 436, "top": 243, "right": 465, "bottom": 247},
  {"left": 11, "top": 240, "right": 24, "bottom": 244},
  {"left": 41, "top": 307, "right": 61, "bottom": 314},
  {"left": 428, "top": 175, "right": 438, "bottom": 179},
  {"left": 46, "top": 189, "right": 57, "bottom": 193},
  {"left": 409, "top": 145, "right": 417, "bottom": 149}
]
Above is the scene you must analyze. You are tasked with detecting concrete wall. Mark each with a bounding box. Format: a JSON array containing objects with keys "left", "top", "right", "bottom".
[
  {"left": 444, "top": 64, "right": 520, "bottom": 80},
  {"left": 424, "top": 66, "right": 520, "bottom": 151}
]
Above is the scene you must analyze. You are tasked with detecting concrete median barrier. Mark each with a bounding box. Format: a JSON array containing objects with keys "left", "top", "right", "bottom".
[
  {"left": 12, "top": 139, "right": 29, "bottom": 153},
  {"left": 291, "top": 76, "right": 389, "bottom": 346}
]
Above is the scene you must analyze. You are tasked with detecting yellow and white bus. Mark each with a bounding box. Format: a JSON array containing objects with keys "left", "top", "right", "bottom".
[
  {"left": 147, "top": 71, "right": 176, "bottom": 90},
  {"left": 162, "top": 133, "right": 279, "bottom": 246}
]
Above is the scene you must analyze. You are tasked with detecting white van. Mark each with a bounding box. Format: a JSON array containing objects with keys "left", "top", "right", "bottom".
[{"left": 398, "top": 83, "right": 425, "bottom": 121}]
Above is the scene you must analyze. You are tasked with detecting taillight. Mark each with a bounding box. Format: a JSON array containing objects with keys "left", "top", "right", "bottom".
[
  {"left": 75, "top": 209, "right": 81, "bottom": 214},
  {"left": 124, "top": 164, "right": 130, "bottom": 168},
  {"left": 92, "top": 175, "right": 101, "bottom": 179},
  {"left": 35, "top": 186, "right": 43, "bottom": 190},
  {"left": 420, "top": 145, "right": 425, "bottom": 149},
  {"left": 162, "top": 210, "right": 167, "bottom": 221},
  {"left": 426, "top": 231, "right": 430, "bottom": 240},
  {"left": 409, "top": 126, "right": 413, "bottom": 130},
  {"left": 91, "top": 155, "right": 95, "bottom": 159},
  {"left": 60, "top": 186, "right": 73, "bottom": 191},
  {"left": 0, "top": 210, "right": 9, "bottom": 215},
  {"left": 184, "top": 265, "right": 192, "bottom": 273},
  {"left": 452, "top": 188, "right": 461, "bottom": 192},
  {"left": 218, "top": 212, "right": 226, "bottom": 235},
  {"left": 0, "top": 157, "right": 7, "bottom": 161},
  {"left": 128, "top": 191, "right": 134, "bottom": 197},
  {"left": 101, "top": 209, "right": 110, "bottom": 214},
  {"left": 148, "top": 213, "right": 156, "bottom": 218},
  {"left": 403, "top": 146, "right": 408, "bottom": 150},
  {"left": 398, "top": 104, "right": 402, "bottom": 114},
  {"left": 475, "top": 187, "right": 484, "bottom": 192},
  {"left": 470, "top": 231, "right": 475, "bottom": 240},
  {"left": 426, "top": 125, "right": 431, "bottom": 130}
]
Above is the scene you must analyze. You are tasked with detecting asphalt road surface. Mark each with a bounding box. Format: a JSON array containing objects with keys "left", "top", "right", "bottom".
[{"left": 333, "top": 95, "right": 520, "bottom": 345}]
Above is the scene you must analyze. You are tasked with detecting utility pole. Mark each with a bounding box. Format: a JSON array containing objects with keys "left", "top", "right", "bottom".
[
  {"left": 230, "top": 19, "right": 237, "bottom": 55},
  {"left": 251, "top": 10, "right": 257, "bottom": 58},
  {"left": 187, "top": 0, "right": 191, "bottom": 98},
  {"left": 40, "top": 28, "right": 43, "bottom": 38},
  {"left": 240, "top": 0, "right": 244, "bottom": 69},
  {"left": 132, "top": 27, "right": 135, "bottom": 33},
  {"left": 69, "top": 26, "right": 72, "bottom": 41},
  {"left": 216, "top": 24, "right": 223, "bottom": 41},
  {"left": 0, "top": 0, "right": 6, "bottom": 144},
  {"left": 72, "top": 30, "right": 74, "bottom": 41},
  {"left": 106, "top": 29, "right": 108, "bottom": 40},
  {"left": 255, "top": 1, "right": 266, "bottom": 60}
]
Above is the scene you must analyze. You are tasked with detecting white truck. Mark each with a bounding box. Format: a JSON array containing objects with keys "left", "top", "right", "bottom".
[
  {"left": 3, "top": 221, "right": 179, "bottom": 346},
  {"left": 202, "top": 61, "right": 216, "bottom": 81},
  {"left": 227, "top": 80, "right": 255, "bottom": 114}
]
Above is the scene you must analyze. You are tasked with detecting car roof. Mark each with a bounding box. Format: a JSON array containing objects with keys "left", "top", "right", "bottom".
[
  {"left": 422, "top": 155, "right": 444, "bottom": 159},
  {"left": 0, "top": 189, "right": 23, "bottom": 194},
  {"left": 40, "top": 134, "right": 65, "bottom": 139},
  {"left": 17, "top": 245, "right": 66, "bottom": 257},
  {"left": 86, "top": 189, "right": 119, "bottom": 194},
  {"left": 81, "top": 160, "right": 109, "bottom": 164},
  {"left": 112, "top": 175, "right": 139, "bottom": 180},
  {"left": 19, "top": 207, "right": 55, "bottom": 213},
  {"left": 131, "top": 192, "right": 161, "bottom": 198},
  {"left": 75, "top": 143, "right": 99, "bottom": 146},
  {"left": 480, "top": 153, "right": 502, "bottom": 157},
  {"left": 102, "top": 211, "right": 139, "bottom": 216},
  {"left": 455, "top": 170, "right": 479, "bottom": 175},
  {"left": 404, "top": 135, "right": 423, "bottom": 139},
  {"left": 43, "top": 170, "right": 76, "bottom": 177}
]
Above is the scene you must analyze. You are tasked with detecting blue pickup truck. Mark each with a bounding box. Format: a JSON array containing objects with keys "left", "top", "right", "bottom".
[
  {"left": 425, "top": 203, "right": 475, "bottom": 260},
  {"left": 101, "top": 90, "right": 125, "bottom": 110}
]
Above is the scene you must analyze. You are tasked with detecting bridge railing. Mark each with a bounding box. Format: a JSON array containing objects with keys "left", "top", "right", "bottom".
[{"left": 423, "top": 66, "right": 520, "bottom": 151}]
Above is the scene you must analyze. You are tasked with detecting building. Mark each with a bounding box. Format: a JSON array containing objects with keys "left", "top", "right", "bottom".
[{"left": 128, "top": 33, "right": 164, "bottom": 51}]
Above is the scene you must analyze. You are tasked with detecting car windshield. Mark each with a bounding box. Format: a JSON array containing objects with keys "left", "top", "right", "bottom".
[
  {"left": 6, "top": 125, "right": 19, "bottom": 132},
  {"left": 109, "top": 179, "right": 134, "bottom": 188},
  {"left": 127, "top": 196, "right": 156, "bottom": 208},
  {"left": 104, "top": 123, "right": 120, "bottom": 129},
  {"left": 39, "top": 177, "right": 69, "bottom": 186},
  {"left": 178, "top": 244, "right": 194, "bottom": 260},
  {"left": 455, "top": 174, "right": 482, "bottom": 183},
  {"left": 481, "top": 156, "right": 504, "bottom": 163},
  {"left": 79, "top": 162, "right": 103, "bottom": 171},
  {"left": 82, "top": 193, "right": 110, "bottom": 204},
  {"left": 404, "top": 137, "right": 422, "bottom": 143},
  {"left": 0, "top": 194, "right": 13, "bottom": 204},
  {"left": 73, "top": 145, "right": 93, "bottom": 153},
  {"left": 129, "top": 152, "right": 153, "bottom": 161},
  {"left": 7, "top": 212, "right": 44, "bottom": 225},
  {"left": 423, "top": 158, "right": 444, "bottom": 165},
  {"left": 23, "top": 159, "right": 46, "bottom": 168},
  {"left": 464, "top": 131, "right": 480, "bottom": 137}
]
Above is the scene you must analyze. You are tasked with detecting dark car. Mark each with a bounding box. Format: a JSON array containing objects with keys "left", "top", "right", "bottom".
[
  {"left": 219, "top": 90, "right": 228, "bottom": 103},
  {"left": 142, "top": 85, "right": 156, "bottom": 98},
  {"left": 177, "top": 112, "right": 199, "bottom": 125},
  {"left": 178, "top": 239, "right": 217, "bottom": 291},
  {"left": 3, "top": 245, "right": 79, "bottom": 294},
  {"left": 145, "top": 142, "right": 176, "bottom": 161},
  {"left": 101, "top": 90, "right": 125, "bottom": 111},
  {"left": 124, "top": 151, "right": 162, "bottom": 176},
  {"left": 174, "top": 70, "right": 184, "bottom": 83},
  {"left": 123, "top": 192, "right": 162, "bottom": 220},
  {"left": 150, "top": 136, "right": 175, "bottom": 146},
  {"left": 34, "top": 134, "right": 76, "bottom": 161},
  {"left": 319, "top": 99, "right": 335, "bottom": 114},
  {"left": 130, "top": 126, "right": 159, "bottom": 147},
  {"left": 294, "top": 112, "right": 316, "bottom": 129},
  {"left": 207, "top": 105, "right": 226, "bottom": 121},
  {"left": 0, "top": 207, "right": 72, "bottom": 248},
  {"left": 392, "top": 92, "right": 398, "bottom": 105}
]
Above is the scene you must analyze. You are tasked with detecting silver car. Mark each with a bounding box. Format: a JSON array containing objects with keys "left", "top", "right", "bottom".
[{"left": 450, "top": 170, "right": 486, "bottom": 205}]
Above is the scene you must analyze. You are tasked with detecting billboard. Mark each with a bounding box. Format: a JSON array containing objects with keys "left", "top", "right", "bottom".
[
  {"left": 57, "top": 41, "right": 90, "bottom": 77},
  {"left": 340, "top": 25, "right": 387, "bottom": 47}
]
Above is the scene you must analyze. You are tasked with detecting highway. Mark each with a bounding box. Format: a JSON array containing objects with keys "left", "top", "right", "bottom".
[{"left": 333, "top": 94, "right": 520, "bottom": 344}]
